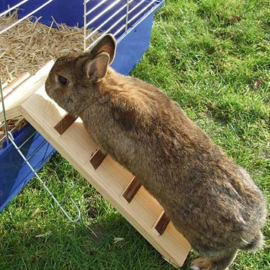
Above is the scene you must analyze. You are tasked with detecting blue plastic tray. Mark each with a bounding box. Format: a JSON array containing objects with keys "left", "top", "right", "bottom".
[
  {"left": 0, "top": 1, "right": 161, "bottom": 32},
  {"left": 0, "top": 124, "right": 55, "bottom": 212}
]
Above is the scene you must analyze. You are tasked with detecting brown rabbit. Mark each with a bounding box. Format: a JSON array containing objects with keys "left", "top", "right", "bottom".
[{"left": 45, "top": 35, "right": 267, "bottom": 270}]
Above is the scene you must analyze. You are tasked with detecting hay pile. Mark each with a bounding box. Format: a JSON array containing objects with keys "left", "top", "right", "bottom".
[
  {"left": 0, "top": 11, "right": 100, "bottom": 82},
  {"left": 0, "top": 11, "right": 100, "bottom": 146}
]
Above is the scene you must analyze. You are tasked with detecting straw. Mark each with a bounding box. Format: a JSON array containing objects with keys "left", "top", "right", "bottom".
[{"left": 0, "top": 11, "right": 100, "bottom": 145}]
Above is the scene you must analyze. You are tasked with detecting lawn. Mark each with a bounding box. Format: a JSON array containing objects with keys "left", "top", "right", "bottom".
[{"left": 0, "top": 0, "right": 269, "bottom": 269}]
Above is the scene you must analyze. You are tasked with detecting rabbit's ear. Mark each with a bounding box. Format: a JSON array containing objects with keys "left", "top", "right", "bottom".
[
  {"left": 91, "top": 34, "right": 116, "bottom": 64},
  {"left": 85, "top": 52, "right": 110, "bottom": 82}
]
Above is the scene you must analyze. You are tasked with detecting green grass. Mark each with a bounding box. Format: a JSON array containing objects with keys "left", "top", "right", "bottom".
[{"left": 0, "top": 0, "right": 269, "bottom": 269}]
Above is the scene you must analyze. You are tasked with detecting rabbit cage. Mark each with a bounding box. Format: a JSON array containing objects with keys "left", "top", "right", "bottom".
[{"left": 0, "top": 0, "right": 164, "bottom": 214}]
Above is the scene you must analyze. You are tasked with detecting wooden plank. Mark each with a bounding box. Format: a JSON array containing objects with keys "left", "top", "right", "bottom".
[
  {"left": 0, "top": 72, "right": 30, "bottom": 101},
  {"left": 122, "top": 176, "right": 142, "bottom": 203},
  {"left": 90, "top": 149, "right": 107, "bottom": 170},
  {"left": 153, "top": 211, "right": 170, "bottom": 236},
  {"left": 0, "top": 60, "right": 54, "bottom": 121},
  {"left": 21, "top": 87, "right": 191, "bottom": 268},
  {"left": 54, "top": 113, "right": 78, "bottom": 135}
]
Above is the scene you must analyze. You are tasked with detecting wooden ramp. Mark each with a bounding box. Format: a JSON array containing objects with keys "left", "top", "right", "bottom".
[{"left": 2, "top": 69, "right": 191, "bottom": 267}]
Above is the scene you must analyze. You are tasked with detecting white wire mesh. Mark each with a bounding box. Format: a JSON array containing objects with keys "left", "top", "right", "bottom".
[{"left": 84, "top": 0, "right": 164, "bottom": 51}]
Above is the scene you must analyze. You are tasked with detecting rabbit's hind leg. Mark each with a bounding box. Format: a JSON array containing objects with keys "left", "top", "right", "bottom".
[
  {"left": 190, "top": 257, "right": 213, "bottom": 270},
  {"left": 190, "top": 249, "right": 238, "bottom": 270}
]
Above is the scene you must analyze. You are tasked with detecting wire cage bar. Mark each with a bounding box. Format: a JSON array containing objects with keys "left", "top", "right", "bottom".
[
  {"left": 0, "top": 78, "right": 81, "bottom": 221},
  {"left": 84, "top": 0, "right": 164, "bottom": 51},
  {"left": 0, "top": 0, "right": 53, "bottom": 35},
  {"left": 0, "top": 0, "right": 29, "bottom": 17},
  {"left": 0, "top": 79, "right": 9, "bottom": 145},
  {"left": 7, "top": 131, "right": 81, "bottom": 222}
]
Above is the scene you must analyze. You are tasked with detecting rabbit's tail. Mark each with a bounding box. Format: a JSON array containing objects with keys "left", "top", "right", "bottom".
[{"left": 240, "top": 231, "right": 264, "bottom": 251}]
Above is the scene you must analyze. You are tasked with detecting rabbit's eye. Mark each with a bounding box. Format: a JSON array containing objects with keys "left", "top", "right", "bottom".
[{"left": 58, "top": 75, "right": 68, "bottom": 85}]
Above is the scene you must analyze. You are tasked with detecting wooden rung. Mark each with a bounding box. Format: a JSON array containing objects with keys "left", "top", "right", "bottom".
[
  {"left": 122, "top": 176, "right": 142, "bottom": 203},
  {"left": 54, "top": 113, "right": 78, "bottom": 135},
  {"left": 90, "top": 149, "right": 107, "bottom": 169},
  {"left": 153, "top": 211, "right": 170, "bottom": 236}
]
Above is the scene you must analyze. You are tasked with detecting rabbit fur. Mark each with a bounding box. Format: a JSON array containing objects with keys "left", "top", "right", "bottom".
[{"left": 45, "top": 35, "right": 267, "bottom": 270}]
